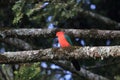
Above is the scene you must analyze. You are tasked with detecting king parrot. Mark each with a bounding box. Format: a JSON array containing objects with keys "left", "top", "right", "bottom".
[{"left": 56, "top": 31, "right": 80, "bottom": 71}]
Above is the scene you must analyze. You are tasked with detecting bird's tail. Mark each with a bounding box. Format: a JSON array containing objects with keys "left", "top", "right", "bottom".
[{"left": 71, "top": 60, "right": 80, "bottom": 71}]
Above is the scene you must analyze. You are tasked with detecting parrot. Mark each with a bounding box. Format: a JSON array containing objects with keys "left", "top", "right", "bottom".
[{"left": 56, "top": 31, "right": 80, "bottom": 71}]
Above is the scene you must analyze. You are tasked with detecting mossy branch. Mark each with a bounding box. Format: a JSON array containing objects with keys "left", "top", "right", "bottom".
[{"left": 0, "top": 46, "right": 120, "bottom": 64}]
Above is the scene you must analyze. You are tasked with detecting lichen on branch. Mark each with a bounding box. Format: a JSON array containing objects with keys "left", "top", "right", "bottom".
[
  {"left": 0, "top": 29, "right": 120, "bottom": 39},
  {"left": 0, "top": 46, "right": 120, "bottom": 64}
]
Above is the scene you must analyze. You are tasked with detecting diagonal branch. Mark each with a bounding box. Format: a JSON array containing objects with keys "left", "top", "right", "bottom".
[
  {"left": 0, "top": 29, "right": 120, "bottom": 39},
  {"left": 52, "top": 61, "right": 109, "bottom": 80},
  {"left": 85, "top": 59, "right": 120, "bottom": 70},
  {"left": 0, "top": 38, "right": 33, "bottom": 50},
  {"left": 0, "top": 46, "right": 120, "bottom": 64},
  {"left": 78, "top": 8, "right": 120, "bottom": 29}
]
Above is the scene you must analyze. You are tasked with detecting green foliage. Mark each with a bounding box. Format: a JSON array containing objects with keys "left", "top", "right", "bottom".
[
  {"left": 1, "top": 0, "right": 120, "bottom": 80},
  {"left": 12, "top": 0, "right": 82, "bottom": 27},
  {"left": 14, "top": 63, "right": 41, "bottom": 80},
  {"left": 12, "top": 0, "right": 25, "bottom": 24},
  {"left": 115, "top": 75, "right": 120, "bottom": 80}
]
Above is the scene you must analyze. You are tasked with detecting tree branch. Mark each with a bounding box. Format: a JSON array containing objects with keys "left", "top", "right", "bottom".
[
  {"left": 52, "top": 61, "right": 109, "bottom": 80},
  {"left": 0, "top": 29, "right": 120, "bottom": 39},
  {"left": 0, "top": 38, "right": 33, "bottom": 50},
  {"left": 85, "top": 59, "right": 120, "bottom": 70},
  {"left": 0, "top": 46, "right": 120, "bottom": 64},
  {"left": 78, "top": 8, "right": 120, "bottom": 29},
  {"left": 0, "top": 36, "right": 111, "bottom": 80},
  {"left": 0, "top": 34, "right": 117, "bottom": 80}
]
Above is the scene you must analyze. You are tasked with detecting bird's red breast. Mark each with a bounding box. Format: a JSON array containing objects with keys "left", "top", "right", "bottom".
[
  {"left": 56, "top": 31, "right": 80, "bottom": 71},
  {"left": 56, "top": 31, "right": 71, "bottom": 47}
]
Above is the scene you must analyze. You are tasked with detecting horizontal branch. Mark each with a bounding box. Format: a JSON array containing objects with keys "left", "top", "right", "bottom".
[
  {"left": 0, "top": 29, "right": 120, "bottom": 39},
  {"left": 0, "top": 46, "right": 120, "bottom": 64}
]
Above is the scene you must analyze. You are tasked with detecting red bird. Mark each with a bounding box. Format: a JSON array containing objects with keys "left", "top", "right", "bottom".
[{"left": 56, "top": 31, "right": 80, "bottom": 71}]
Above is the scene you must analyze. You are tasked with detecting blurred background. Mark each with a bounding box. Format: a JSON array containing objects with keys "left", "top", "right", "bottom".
[{"left": 0, "top": 0, "right": 120, "bottom": 80}]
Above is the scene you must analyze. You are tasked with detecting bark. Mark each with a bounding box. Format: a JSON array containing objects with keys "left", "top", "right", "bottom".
[
  {"left": 85, "top": 59, "right": 120, "bottom": 70},
  {"left": 53, "top": 61, "right": 109, "bottom": 80},
  {"left": 0, "top": 38, "right": 33, "bottom": 50},
  {"left": 0, "top": 46, "right": 120, "bottom": 64},
  {"left": 0, "top": 37, "right": 110, "bottom": 80},
  {"left": 0, "top": 29, "right": 120, "bottom": 39},
  {"left": 78, "top": 8, "right": 120, "bottom": 29}
]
